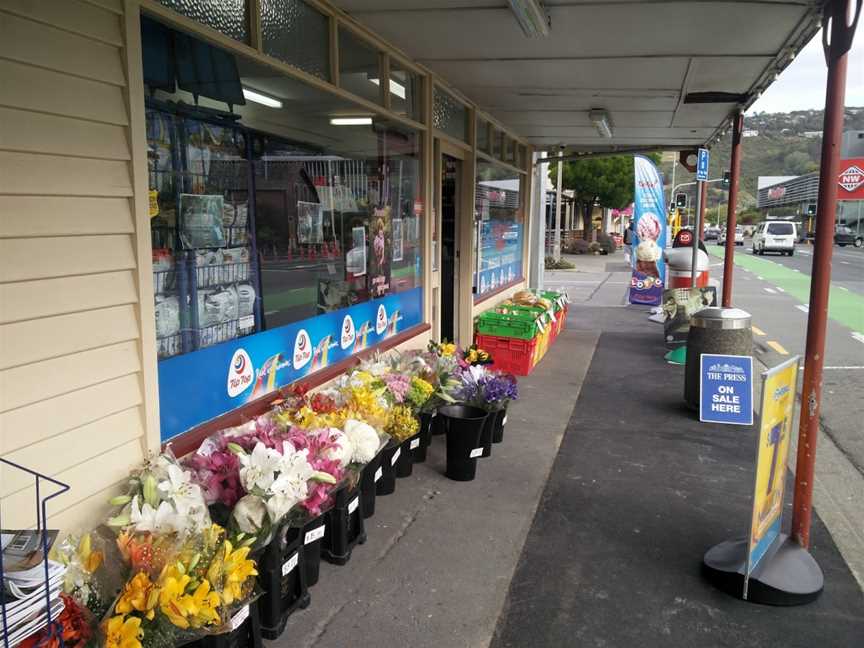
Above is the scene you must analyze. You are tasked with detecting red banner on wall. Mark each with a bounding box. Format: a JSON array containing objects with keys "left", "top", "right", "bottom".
[{"left": 838, "top": 159, "right": 864, "bottom": 200}]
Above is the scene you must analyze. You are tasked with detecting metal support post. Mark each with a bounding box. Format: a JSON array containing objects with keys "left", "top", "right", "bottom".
[
  {"left": 722, "top": 112, "right": 744, "bottom": 307},
  {"left": 791, "top": 0, "right": 860, "bottom": 548},
  {"left": 698, "top": 180, "right": 708, "bottom": 240},
  {"left": 689, "top": 180, "right": 704, "bottom": 285},
  {"left": 554, "top": 149, "right": 563, "bottom": 261}
]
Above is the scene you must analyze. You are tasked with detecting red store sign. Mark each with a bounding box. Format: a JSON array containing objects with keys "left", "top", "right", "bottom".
[{"left": 838, "top": 159, "right": 864, "bottom": 200}]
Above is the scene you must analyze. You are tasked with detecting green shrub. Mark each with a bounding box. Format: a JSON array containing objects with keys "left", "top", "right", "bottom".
[{"left": 545, "top": 256, "right": 575, "bottom": 270}]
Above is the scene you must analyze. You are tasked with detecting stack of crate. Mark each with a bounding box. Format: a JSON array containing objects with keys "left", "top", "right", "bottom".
[{"left": 473, "top": 290, "right": 568, "bottom": 376}]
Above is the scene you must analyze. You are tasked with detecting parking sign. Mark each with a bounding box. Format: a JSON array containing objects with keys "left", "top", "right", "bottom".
[{"left": 697, "top": 148, "right": 710, "bottom": 181}]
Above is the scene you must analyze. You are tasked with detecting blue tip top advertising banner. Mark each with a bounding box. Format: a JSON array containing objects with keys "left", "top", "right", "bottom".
[
  {"left": 158, "top": 287, "right": 423, "bottom": 441},
  {"left": 629, "top": 155, "right": 667, "bottom": 306}
]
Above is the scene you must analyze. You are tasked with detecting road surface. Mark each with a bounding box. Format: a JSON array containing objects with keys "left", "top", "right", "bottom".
[{"left": 710, "top": 239, "right": 864, "bottom": 475}]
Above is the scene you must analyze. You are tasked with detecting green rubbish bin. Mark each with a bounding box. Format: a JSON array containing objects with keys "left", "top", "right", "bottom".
[{"left": 684, "top": 307, "right": 753, "bottom": 410}]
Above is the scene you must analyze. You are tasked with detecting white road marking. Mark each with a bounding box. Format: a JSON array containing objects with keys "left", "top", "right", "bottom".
[
  {"left": 795, "top": 304, "right": 809, "bottom": 313},
  {"left": 757, "top": 276, "right": 765, "bottom": 280},
  {"left": 840, "top": 261, "right": 851, "bottom": 265},
  {"left": 776, "top": 286, "right": 785, "bottom": 292},
  {"left": 853, "top": 332, "right": 864, "bottom": 345},
  {"left": 839, "top": 286, "right": 850, "bottom": 292},
  {"left": 764, "top": 287, "right": 777, "bottom": 294},
  {"left": 798, "top": 250, "right": 812, "bottom": 256},
  {"left": 824, "top": 366, "right": 864, "bottom": 370}
]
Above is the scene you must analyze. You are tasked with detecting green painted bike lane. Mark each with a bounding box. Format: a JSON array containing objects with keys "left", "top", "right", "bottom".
[{"left": 711, "top": 249, "right": 864, "bottom": 334}]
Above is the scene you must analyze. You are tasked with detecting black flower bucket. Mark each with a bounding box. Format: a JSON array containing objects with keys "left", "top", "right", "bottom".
[
  {"left": 299, "top": 516, "right": 326, "bottom": 587},
  {"left": 394, "top": 432, "right": 419, "bottom": 478},
  {"left": 431, "top": 408, "right": 446, "bottom": 436},
  {"left": 376, "top": 438, "right": 400, "bottom": 496},
  {"left": 492, "top": 406, "right": 508, "bottom": 444},
  {"left": 479, "top": 410, "right": 495, "bottom": 458},
  {"left": 189, "top": 599, "right": 263, "bottom": 648},
  {"left": 322, "top": 480, "right": 366, "bottom": 565},
  {"left": 413, "top": 412, "right": 434, "bottom": 463},
  {"left": 439, "top": 404, "right": 488, "bottom": 481},
  {"left": 359, "top": 448, "right": 385, "bottom": 519},
  {"left": 258, "top": 525, "right": 310, "bottom": 640}
]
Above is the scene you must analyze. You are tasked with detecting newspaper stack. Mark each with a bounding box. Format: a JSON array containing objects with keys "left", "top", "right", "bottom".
[{"left": 1, "top": 532, "right": 66, "bottom": 646}]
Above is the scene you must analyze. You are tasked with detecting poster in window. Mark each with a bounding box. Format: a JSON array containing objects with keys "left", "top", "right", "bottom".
[
  {"left": 179, "top": 194, "right": 225, "bottom": 249},
  {"left": 392, "top": 218, "right": 404, "bottom": 261},
  {"left": 297, "top": 201, "right": 323, "bottom": 244},
  {"left": 347, "top": 225, "right": 367, "bottom": 276},
  {"left": 369, "top": 206, "right": 392, "bottom": 297}
]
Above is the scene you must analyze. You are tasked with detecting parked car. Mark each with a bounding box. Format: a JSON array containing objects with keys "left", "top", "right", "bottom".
[
  {"left": 718, "top": 225, "right": 744, "bottom": 246},
  {"left": 704, "top": 225, "right": 720, "bottom": 240},
  {"left": 834, "top": 225, "right": 863, "bottom": 247},
  {"left": 753, "top": 221, "right": 796, "bottom": 256}
]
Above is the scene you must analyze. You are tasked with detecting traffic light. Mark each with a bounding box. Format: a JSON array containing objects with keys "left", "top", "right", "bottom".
[
  {"left": 675, "top": 193, "right": 688, "bottom": 208},
  {"left": 722, "top": 171, "right": 730, "bottom": 188},
  {"left": 807, "top": 203, "right": 816, "bottom": 216}
]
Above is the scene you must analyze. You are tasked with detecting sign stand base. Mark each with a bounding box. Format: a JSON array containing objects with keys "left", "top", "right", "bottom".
[{"left": 702, "top": 534, "right": 823, "bottom": 605}]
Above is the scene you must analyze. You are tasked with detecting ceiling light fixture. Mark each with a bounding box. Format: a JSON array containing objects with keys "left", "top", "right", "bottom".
[
  {"left": 330, "top": 117, "right": 373, "bottom": 126},
  {"left": 507, "top": 0, "right": 551, "bottom": 38},
  {"left": 589, "top": 109, "right": 613, "bottom": 139},
  {"left": 242, "top": 87, "right": 283, "bottom": 109},
  {"left": 369, "top": 77, "right": 407, "bottom": 100}
]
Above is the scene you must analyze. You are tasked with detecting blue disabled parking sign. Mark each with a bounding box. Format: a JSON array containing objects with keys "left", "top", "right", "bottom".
[{"left": 700, "top": 354, "right": 754, "bottom": 425}]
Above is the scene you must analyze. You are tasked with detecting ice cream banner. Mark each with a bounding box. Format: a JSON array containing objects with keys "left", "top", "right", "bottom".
[
  {"left": 158, "top": 287, "right": 423, "bottom": 441},
  {"left": 629, "top": 155, "right": 667, "bottom": 306}
]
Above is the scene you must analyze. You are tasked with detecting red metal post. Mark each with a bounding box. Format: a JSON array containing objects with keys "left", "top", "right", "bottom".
[
  {"left": 722, "top": 112, "right": 744, "bottom": 307},
  {"left": 698, "top": 180, "right": 708, "bottom": 240},
  {"left": 791, "top": 0, "right": 860, "bottom": 548}
]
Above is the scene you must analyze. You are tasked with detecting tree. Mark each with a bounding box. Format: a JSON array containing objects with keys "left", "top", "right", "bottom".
[
  {"left": 549, "top": 154, "right": 661, "bottom": 229},
  {"left": 784, "top": 151, "right": 814, "bottom": 176}
]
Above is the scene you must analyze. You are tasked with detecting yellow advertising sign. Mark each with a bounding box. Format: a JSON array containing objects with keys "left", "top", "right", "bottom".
[
  {"left": 149, "top": 189, "right": 160, "bottom": 218},
  {"left": 744, "top": 356, "right": 799, "bottom": 595}
]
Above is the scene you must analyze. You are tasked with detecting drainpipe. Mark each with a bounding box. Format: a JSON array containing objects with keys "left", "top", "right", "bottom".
[
  {"left": 791, "top": 0, "right": 860, "bottom": 548},
  {"left": 722, "top": 112, "right": 744, "bottom": 307}
]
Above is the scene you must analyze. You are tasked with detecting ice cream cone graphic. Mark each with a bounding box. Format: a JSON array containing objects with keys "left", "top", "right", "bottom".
[
  {"left": 251, "top": 353, "right": 282, "bottom": 399},
  {"left": 311, "top": 335, "right": 333, "bottom": 370}
]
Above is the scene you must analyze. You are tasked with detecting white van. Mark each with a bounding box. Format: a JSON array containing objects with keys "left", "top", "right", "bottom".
[{"left": 753, "top": 221, "right": 797, "bottom": 256}]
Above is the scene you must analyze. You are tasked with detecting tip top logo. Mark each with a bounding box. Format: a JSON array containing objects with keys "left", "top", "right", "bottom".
[
  {"left": 838, "top": 165, "right": 864, "bottom": 193},
  {"left": 375, "top": 304, "right": 387, "bottom": 335},
  {"left": 340, "top": 315, "right": 356, "bottom": 350},
  {"left": 226, "top": 348, "right": 254, "bottom": 398},
  {"left": 293, "top": 329, "right": 313, "bottom": 370}
]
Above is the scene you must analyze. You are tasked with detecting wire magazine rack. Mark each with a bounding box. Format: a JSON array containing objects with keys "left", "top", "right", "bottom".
[{"left": 0, "top": 458, "right": 70, "bottom": 648}]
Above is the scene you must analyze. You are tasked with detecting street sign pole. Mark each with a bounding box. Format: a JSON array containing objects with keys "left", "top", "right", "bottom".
[
  {"left": 791, "top": 0, "right": 859, "bottom": 548},
  {"left": 691, "top": 147, "right": 710, "bottom": 284}
]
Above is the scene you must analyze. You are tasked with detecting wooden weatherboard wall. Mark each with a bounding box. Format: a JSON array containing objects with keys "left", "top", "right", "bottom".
[{"left": 0, "top": 0, "right": 158, "bottom": 531}]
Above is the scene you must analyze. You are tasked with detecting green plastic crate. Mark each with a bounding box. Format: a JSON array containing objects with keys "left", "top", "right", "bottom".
[{"left": 475, "top": 311, "right": 543, "bottom": 340}]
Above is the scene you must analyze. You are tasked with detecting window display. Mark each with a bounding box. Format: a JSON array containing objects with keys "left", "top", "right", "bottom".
[
  {"left": 145, "top": 19, "right": 422, "bottom": 367},
  {"left": 474, "top": 161, "right": 524, "bottom": 297}
]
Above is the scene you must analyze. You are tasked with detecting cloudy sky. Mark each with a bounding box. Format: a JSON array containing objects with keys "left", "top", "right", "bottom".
[{"left": 748, "top": 29, "right": 863, "bottom": 114}]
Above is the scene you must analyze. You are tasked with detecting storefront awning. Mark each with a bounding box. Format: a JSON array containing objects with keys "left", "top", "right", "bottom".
[{"left": 334, "top": 0, "right": 822, "bottom": 153}]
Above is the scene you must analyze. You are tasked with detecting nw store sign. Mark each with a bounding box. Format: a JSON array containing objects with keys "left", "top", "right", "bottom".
[{"left": 838, "top": 158, "right": 864, "bottom": 199}]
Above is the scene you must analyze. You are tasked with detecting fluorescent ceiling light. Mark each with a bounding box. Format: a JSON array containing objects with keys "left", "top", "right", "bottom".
[
  {"left": 369, "top": 77, "right": 406, "bottom": 100},
  {"left": 330, "top": 117, "right": 373, "bottom": 126},
  {"left": 242, "top": 87, "right": 282, "bottom": 109},
  {"left": 589, "top": 109, "right": 613, "bottom": 139},
  {"left": 507, "top": 0, "right": 551, "bottom": 38}
]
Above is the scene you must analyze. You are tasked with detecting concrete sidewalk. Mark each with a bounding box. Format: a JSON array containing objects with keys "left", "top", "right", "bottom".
[{"left": 274, "top": 329, "right": 600, "bottom": 647}]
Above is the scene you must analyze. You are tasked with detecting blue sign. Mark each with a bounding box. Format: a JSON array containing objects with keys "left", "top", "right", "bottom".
[
  {"left": 629, "top": 155, "right": 667, "bottom": 306},
  {"left": 696, "top": 148, "right": 710, "bottom": 181},
  {"left": 158, "top": 287, "right": 423, "bottom": 441},
  {"left": 699, "top": 354, "right": 754, "bottom": 425}
]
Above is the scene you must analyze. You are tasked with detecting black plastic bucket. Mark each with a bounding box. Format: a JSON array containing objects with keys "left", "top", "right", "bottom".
[
  {"left": 431, "top": 409, "right": 445, "bottom": 436},
  {"left": 300, "top": 516, "right": 326, "bottom": 587},
  {"left": 359, "top": 449, "right": 384, "bottom": 519},
  {"left": 394, "top": 433, "right": 419, "bottom": 477},
  {"left": 191, "top": 599, "right": 263, "bottom": 648},
  {"left": 376, "top": 439, "right": 400, "bottom": 495},
  {"left": 413, "top": 411, "right": 434, "bottom": 463},
  {"left": 257, "top": 525, "right": 310, "bottom": 640},
  {"left": 322, "top": 481, "right": 366, "bottom": 565},
  {"left": 439, "top": 405, "right": 488, "bottom": 481},
  {"left": 492, "top": 406, "right": 508, "bottom": 444},
  {"left": 479, "top": 410, "right": 495, "bottom": 458}
]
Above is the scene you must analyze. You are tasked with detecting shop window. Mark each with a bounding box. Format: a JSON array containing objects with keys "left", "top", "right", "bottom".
[
  {"left": 144, "top": 19, "right": 422, "bottom": 362},
  {"left": 261, "top": 0, "right": 330, "bottom": 81},
  {"left": 476, "top": 118, "right": 489, "bottom": 153},
  {"left": 474, "top": 161, "right": 523, "bottom": 297},
  {"left": 389, "top": 60, "right": 422, "bottom": 121},
  {"left": 432, "top": 87, "right": 468, "bottom": 142},
  {"left": 339, "top": 28, "right": 383, "bottom": 105},
  {"left": 491, "top": 128, "right": 502, "bottom": 159},
  {"left": 156, "top": 0, "right": 249, "bottom": 43}
]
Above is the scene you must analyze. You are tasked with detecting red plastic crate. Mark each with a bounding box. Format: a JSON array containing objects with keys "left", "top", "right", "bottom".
[{"left": 475, "top": 333, "right": 540, "bottom": 376}]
